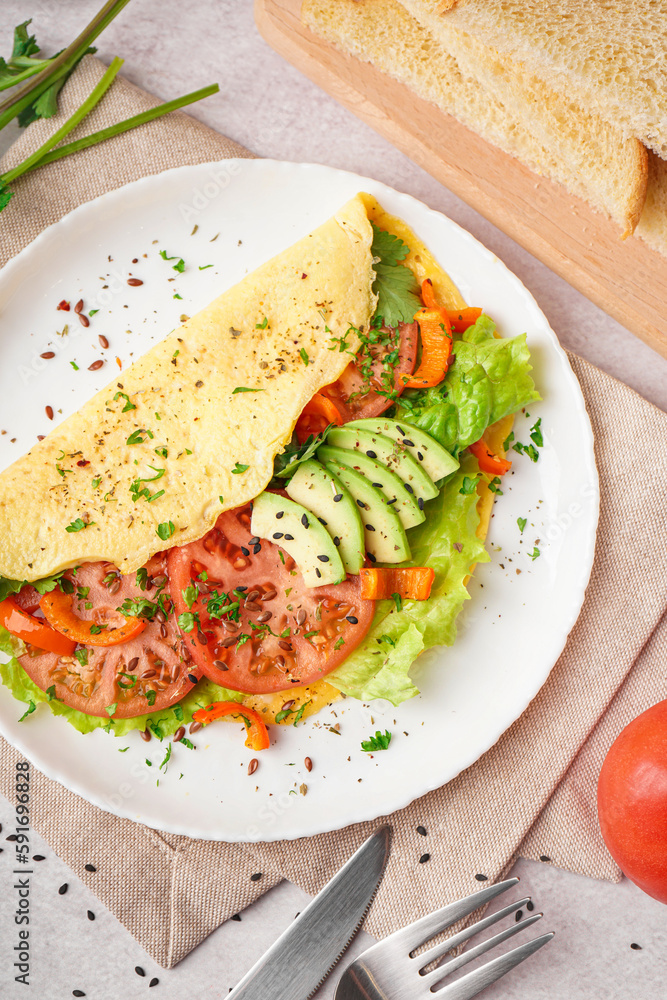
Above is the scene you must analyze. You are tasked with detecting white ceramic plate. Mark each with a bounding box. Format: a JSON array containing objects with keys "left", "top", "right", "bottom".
[{"left": 0, "top": 160, "right": 598, "bottom": 841}]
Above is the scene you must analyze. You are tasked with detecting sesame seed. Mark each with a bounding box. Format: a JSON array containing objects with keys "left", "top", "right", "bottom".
[
  {"left": 405, "top": 483, "right": 414, "bottom": 494},
  {"left": 250, "top": 872, "right": 263, "bottom": 882},
  {"left": 87, "top": 910, "right": 95, "bottom": 921},
  {"left": 149, "top": 977, "right": 159, "bottom": 987},
  {"left": 276, "top": 511, "right": 285, "bottom": 519},
  {"left": 84, "top": 863, "right": 96, "bottom": 872},
  {"left": 419, "top": 853, "right": 430, "bottom": 864},
  {"left": 474, "top": 873, "right": 488, "bottom": 881},
  {"left": 416, "top": 825, "right": 427, "bottom": 836},
  {"left": 273, "top": 532, "right": 284, "bottom": 539},
  {"left": 284, "top": 533, "right": 294, "bottom": 541},
  {"left": 346, "top": 615, "right": 358, "bottom": 624},
  {"left": 317, "top": 554, "right": 330, "bottom": 562},
  {"left": 187, "top": 673, "right": 198, "bottom": 684},
  {"left": 72, "top": 991, "right": 86, "bottom": 997},
  {"left": 402, "top": 439, "right": 414, "bottom": 447},
  {"left": 58, "top": 884, "right": 68, "bottom": 895},
  {"left": 241, "top": 546, "right": 250, "bottom": 556},
  {"left": 32, "top": 854, "right": 45, "bottom": 861},
  {"left": 366, "top": 450, "right": 377, "bottom": 458},
  {"left": 135, "top": 967, "right": 146, "bottom": 977},
  {"left": 526, "top": 901, "right": 534, "bottom": 911},
  {"left": 316, "top": 568, "right": 321, "bottom": 578},
  {"left": 301, "top": 513, "right": 309, "bottom": 528},
  {"left": 372, "top": 482, "right": 382, "bottom": 488},
  {"left": 366, "top": 524, "right": 376, "bottom": 531},
  {"left": 248, "top": 536, "right": 259, "bottom": 545},
  {"left": 333, "top": 494, "right": 343, "bottom": 502},
  {"left": 231, "top": 914, "right": 242, "bottom": 921},
  {"left": 418, "top": 497, "right": 424, "bottom": 510},
  {"left": 367, "top": 552, "right": 377, "bottom": 562},
  {"left": 631, "top": 943, "right": 642, "bottom": 950},
  {"left": 333, "top": 536, "right": 341, "bottom": 545},
  {"left": 539, "top": 855, "right": 551, "bottom": 862}
]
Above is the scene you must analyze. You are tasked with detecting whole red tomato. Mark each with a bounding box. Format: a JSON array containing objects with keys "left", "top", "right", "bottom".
[{"left": 597, "top": 699, "right": 667, "bottom": 903}]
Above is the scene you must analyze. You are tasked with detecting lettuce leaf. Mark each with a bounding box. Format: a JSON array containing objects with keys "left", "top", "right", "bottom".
[
  {"left": 396, "top": 315, "right": 540, "bottom": 454},
  {"left": 0, "top": 627, "right": 245, "bottom": 739},
  {"left": 327, "top": 454, "right": 488, "bottom": 705}
]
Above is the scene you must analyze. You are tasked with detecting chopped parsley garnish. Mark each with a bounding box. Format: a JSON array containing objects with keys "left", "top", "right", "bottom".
[
  {"left": 503, "top": 430, "right": 515, "bottom": 451},
  {"left": 89, "top": 624, "right": 107, "bottom": 635},
  {"left": 156, "top": 520, "right": 175, "bottom": 540},
  {"left": 272, "top": 427, "right": 333, "bottom": 482},
  {"left": 293, "top": 701, "right": 310, "bottom": 726},
  {"left": 146, "top": 690, "right": 156, "bottom": 706},
  {"left": 182, "top": 582, "right": 198, "bottom": 609},
  {"left": 379, "top": 634, "right": 396, "bottom": 647},
  {"left": 513, "top": 440, "right": 539, "bottom": 462},
  {"left": 159, "top": 744, "right": 172, "bottom": 771},
  {"left": 299, "top": 347, "right": 310, "bottom": 366},
  {"left": 177, "top": 611, "right": 199, "bottom": 633},
  {"left": 91, "top": 476, "right": 101, "bottom": 489},
  {"left": 361, "top": 729, "right": 392, "bottom": 752},
  {"left": 255, "top": 316, "right": 268, "bottom": 329},
  {"left": 517, "top": 517, "right": 527, "bottom": 534},
  {"left": 172, "top": 258, "right": 185, "bottom": 273},
  {"left": 232, "top": 387, "right": 264, "bottom": 394},
  {"left": 74, "top": 648, "right": 89, "bottom": 667},
  {"left": 159, "top": 250, "right": 178, "bottom": 260},
  {"left": 113, "top": 390, "right": 136, "bottom": 412},
  {"left": 370, "top": 224, "right": 420, "bottom": 327},
  {"left": 198, "top": 264, "right": 213, "bottom": 270},
  {"left": 45, "top": 685, "right": 57, "bottom": 701},
  {"left": 487, "top": 476, "right": 503, "bottom": 495},
  {"left": 129, "top": 465, "right": 166, "bottom": 503},
  {"left": 334, "top": 636, "right": 345, "bottom": 651},
  {"left": 105, "top": 702, "right": 117, "bottom": 717},
  {"left": 117, "top": 672, "right": 138, "bottom": 689},
  {"left": 136, "top": 567, "right": 149, "bottom": 590},
  {"left": 126, "top": 428, "right": 154, "bottom": 445},
  {"left": 65, "top": 518, "right": 94, "bottom": 533},
  {"left": 391, "top": 593, "right": 403, "bottom": 612},
  {"left": 70, "top": 361, "right": 79, "bottom": 370},
  {"left": 459, "top": 475, "right": 481, "bottom": 495},
  {"left": 18, "top": 701, "right": 36, "bottom": 722},
  {"left": 529, "top": 546, "right": 541, "bottom": 561},
  {"left": 232, "top": 462, "right": 249, "bottom": 475},
  {"left": 530, "top": 418, "right": 543, "bottom": 448},
  {"left": 275, "top": 706, "right": 294, "bottom": 723},
  {"left": 154, "top": 446, "right": 168, "bottom": 459}
]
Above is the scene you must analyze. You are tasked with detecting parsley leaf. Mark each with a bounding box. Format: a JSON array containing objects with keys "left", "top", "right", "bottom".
[
  {"left": 459, "top": 475, "right": 481, "bottom": 495},
  {"left": 530, "top": 546, "right": 541, "bottom": 561},
  {"left": 113, "top": 390, "right": 136, "bottom": 412},
  {"left": 529, "top": 418, "right": 543, "bottom": 448},
  {"left": 370, "top": 223, "right": 420, "bottom": 326},
  {"left": 272, "top": 426, "right": 333, "bottom": 482},
  {"left": 232, "top": 387, "right": 264, "bottom": 394},
  {"left": 361, "top": 729, "right": 392, "bottom": 752},
  {"left": 18, "top": 700, "right": 36, "bottom": 722},
  {"left": 65, "top": 518, "right": 93, "bottom": 533},
  {"left": 517, "top": 517, "right": 527, "bottom": 534},
  {"left": 156, "top": 520, "right": 175, "bottom": 540},
  {"left": 299, "top": 347, "right": 310, "bottom": 366},
  {"left": 232, "top": 462, "right": 249, "bottom": 475}
]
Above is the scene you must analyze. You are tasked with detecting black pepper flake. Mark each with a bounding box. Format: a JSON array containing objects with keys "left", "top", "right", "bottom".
[
  {"left": 539, "top": 855, "right": 551, "bottom": 862},
  {"left": 526, "top": 900, "right": 534, "bottom": 911},
  {"left": 416, "top": 825, "right": 427, "bottom": 836},
  {"left": 631, "top": 943, "right": 642, "bottom": 950},
  {"left": 84, "top": 863, "right": 96, "bottom": 872},
  {"left": 474, "top": 873, "right": 488, "bottom": 881},
  {"left": 231, "top": 913, "right": 242, "bottom": 921},
  {"left": 135, "top": 966, "right": 146, "bottom": 977},
  {"left": 87, "top": 910, "right": 95, "bottom": 921},
  {"left": 149, "top": 977, "right": 159, "bottom": 987},
  {"left": 419, "top": 853, "right": 430, "bottom": 864},
  {"left": 58, "top": 883, "right": 68, "bottom": 895},
  {"left": 250, "top": 872, "right": 263, "bottom": 882}
]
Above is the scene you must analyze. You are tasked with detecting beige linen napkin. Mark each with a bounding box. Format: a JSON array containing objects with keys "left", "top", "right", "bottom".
[{"left": 1, "top": 58, "right": 667, "bottom": 967}]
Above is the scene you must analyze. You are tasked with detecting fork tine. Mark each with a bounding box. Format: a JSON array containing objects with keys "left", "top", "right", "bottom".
[
  {"left": 423, "top": 913, "right": 543, "bottom": 989},
  {"left": 385, "top": 878, "right": 520, "bottom": 952},
  {"left": 433, "top": 931, "right": 555, "bottom": 1000},
  {"left": 415, "top": 896, "right": 531, "bottom": 970}
]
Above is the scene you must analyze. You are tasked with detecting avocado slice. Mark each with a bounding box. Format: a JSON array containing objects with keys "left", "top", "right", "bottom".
[
  {"left": 323, "top": 460, "right": 411, "bottom": 564},
  {"left": 286, "top": 460, "right": 365, "bottom": 575},
  {"left": 326, "top": 426, "right": 439, "bottom": 502},
  {"left": 317, "top": 444, "right": 425, "bottom": 529},
  {"left": 250, "top": 492, "right": 345, "bottom": 587},
  {"left": 349, "top": 418, "right": 459, "bottom": 482}
]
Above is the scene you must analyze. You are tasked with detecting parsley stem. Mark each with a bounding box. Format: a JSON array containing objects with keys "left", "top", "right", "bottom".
[
  {"left": 0, "top": 58, "right": 54, "bottom": 93},
  {"left": 1, "top": 57, "right": 123, "bottom": 185},
  {"left": 28, "top": 84, "right": 220, "bottom": 170},
  {"left": 0, "top": 0, "right": 132, "bottom": 131}
]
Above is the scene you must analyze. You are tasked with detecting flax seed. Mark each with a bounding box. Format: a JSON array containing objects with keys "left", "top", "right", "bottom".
[
  {"left": 45, "top": 405, "right": 54, "bottom": 420},
  {"left": 173, "top": 726, "right": 185, "bottom": 743},
  {"left": 78, "top": 313, "right": 90, "bottom": 327},
  {"left": 40, "top": 351, "right": 55, "bottom": 359},
  {"left": 248, "top": 758, "right": 259, "bottom": 775},
  {"left": 140, "top": 729, "right": 151, "bottom": 742},
  {"left": 304, "top": 756, "right": 312, "bottom": 771},
  {"left": 88, "top": 360, "right": 103, "bottom": 371},
  {"left": 189, "top": 720, "right": 202, "bottom": 734},
  {"left": 98, "top": 335, "right": 109, "bottom": 349},
  {"left": 74, "top": 299, "right": 83, "bottom": 313},
  {"left": 127, "top": 278, "right": 143, "bottom": 286},
  {"left": 256, "top": 611, "right": 272, "bottom": 623}
]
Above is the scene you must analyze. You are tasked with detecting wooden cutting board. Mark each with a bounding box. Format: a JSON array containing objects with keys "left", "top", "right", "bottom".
[{"left": 256, "top": 0, "right": 667, "bottom": 360}]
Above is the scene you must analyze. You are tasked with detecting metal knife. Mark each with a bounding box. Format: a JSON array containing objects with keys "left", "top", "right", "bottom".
[{"left": 227, "top": 826, "right": 391, "bottom": 1000}]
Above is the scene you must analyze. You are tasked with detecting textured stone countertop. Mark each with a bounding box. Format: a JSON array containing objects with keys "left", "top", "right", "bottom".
[{"left": 0, "top": 3, "right": 665, "bottom": 999}]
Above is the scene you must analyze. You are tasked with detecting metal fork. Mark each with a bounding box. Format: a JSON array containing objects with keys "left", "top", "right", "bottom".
[{"left": 334, "top": 877, "right": 553, "bottom": 1000}]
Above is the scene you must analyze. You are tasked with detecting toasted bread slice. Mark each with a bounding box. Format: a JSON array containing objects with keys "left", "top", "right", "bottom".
[{"left": 303, "top": 0, "right": 648, "bottom": 237}]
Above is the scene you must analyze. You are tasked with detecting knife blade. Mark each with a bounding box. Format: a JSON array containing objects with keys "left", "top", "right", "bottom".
[{"left": 227, "top": 825, "right": 391, "bottom": 1000}]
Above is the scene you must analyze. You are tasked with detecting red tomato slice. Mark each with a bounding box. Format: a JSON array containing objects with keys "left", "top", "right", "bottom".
[
  {"left": 13, "top": 586, "right": 42, "bottom": 615},
  {"left": 322, "top": 321, "right": 418, "bottom": 421},
  {"left": 167, "top": 504, "right": 374, "bottom": 694},
  {"left": 16, "top": 557, "right": 202, "bottom": 719}
]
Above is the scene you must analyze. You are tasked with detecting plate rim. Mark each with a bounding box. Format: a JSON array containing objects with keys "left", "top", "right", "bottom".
[{"left": 0, "top": 158, "right": 599, "bottom": 840}]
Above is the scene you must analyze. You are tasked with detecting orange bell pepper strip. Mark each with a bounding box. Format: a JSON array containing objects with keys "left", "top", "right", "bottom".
[
  {"left": 421, "top": 279, "right": 482, "bottom": 331},
  {"left": 192, "top": 701, "right": 270, "bottom": 751},
  {"left": 468, "top": 439, "right": 512, "bottom": 476},
  {"left": 39, "top": 590, "right": 146, "bottom": 647},
  {"left": 402, "top": 307, "right": 453, "bottom": 389},
  {"left": 360, "top": 567, "right": 435, "bottom": 602},
  {"left": 0, "top": 597, "right": 76, "bottom": 656},
  {"left": 295, "top": 392, "right": 343, "bottom": 443}
]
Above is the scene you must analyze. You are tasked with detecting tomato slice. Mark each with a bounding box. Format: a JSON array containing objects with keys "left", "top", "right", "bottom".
[
  {"left": 0, "top": 597, "right": 76, "bottom": 656},
  {"left": 192, "top": 701, "right": 271, "bottom": 751},
  {"left": 322, "top": 321, "right": 418, "bottom": 421},
  {"left": 295, "top": 393, "right": 344, "bottom": 444},
  {"left": 16, "top": 557, "right": 202, "bottom": 718},
  {"left": 13, "top": 586, "right": 42, "bottom": 615},
  {"left": 167, "top": 504, "right": 374, "bottom": 694},
  {"left": 40, "top": 589, "right": 146, "bottom": 646}
]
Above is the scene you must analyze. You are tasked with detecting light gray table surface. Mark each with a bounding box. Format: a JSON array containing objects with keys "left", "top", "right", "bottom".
[{"left": 0, "top": 2, "right": 665, "bottom": 998}]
